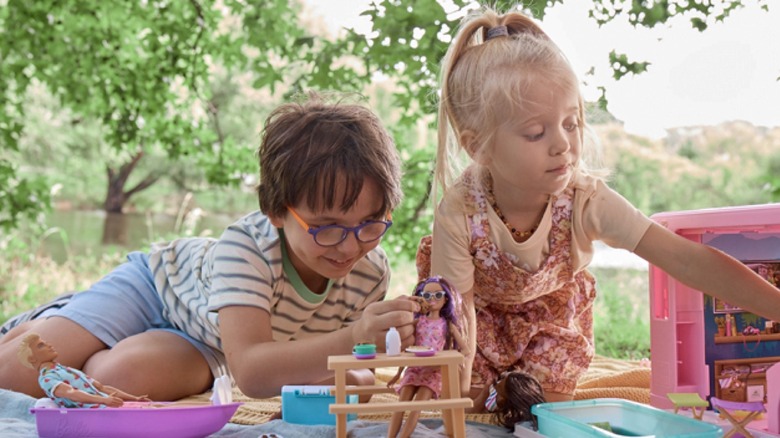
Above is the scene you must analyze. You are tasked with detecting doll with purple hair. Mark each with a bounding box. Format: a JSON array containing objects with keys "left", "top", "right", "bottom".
[{"left": 386, "top": 276, "right": 469, "bottom": 438}]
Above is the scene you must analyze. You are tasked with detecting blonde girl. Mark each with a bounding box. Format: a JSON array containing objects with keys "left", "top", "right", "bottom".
[{"left": 418, "top": 6, "right": 780, "bottom": 402}]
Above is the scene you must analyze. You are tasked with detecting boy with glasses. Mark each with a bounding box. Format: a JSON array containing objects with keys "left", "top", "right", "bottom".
[{"left": 0, "top": 93, "right": 417, "bottom": 402}]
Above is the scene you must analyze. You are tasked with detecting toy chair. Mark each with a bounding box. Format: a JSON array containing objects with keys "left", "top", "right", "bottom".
[
  {"left": 667, "top": 392, "right": 709, "bottom": 420},
  {"left": 710, "top": 397, "right": 765, "bottom": 438}
]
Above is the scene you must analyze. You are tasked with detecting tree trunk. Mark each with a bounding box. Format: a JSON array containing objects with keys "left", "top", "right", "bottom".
[{"left": 101, "top": 150, "right": 161, "bottom": 243}]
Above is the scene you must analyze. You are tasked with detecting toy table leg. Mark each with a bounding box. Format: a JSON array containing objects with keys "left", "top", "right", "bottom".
[
  {"left": 334, "top": 369, "right": 347, "bottom": 438},
  {"left": 442, "top": 362, "right": 466, "bottom": 438}
]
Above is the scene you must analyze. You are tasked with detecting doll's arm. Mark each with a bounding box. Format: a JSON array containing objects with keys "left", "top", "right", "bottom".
[
  {"left": 92, "top": 381, "right": 151, "bottom": 402},
  {"left": 635, "top": 222, "right": 780, "bottom": 321},
  {"left": 387, "top": 366, "right": 405, "bottom": 388},
  {"left": 448, "top": 321, "right": 470, "bottom": 359},
  {"left": 52, "top": 383, "right": 124, "bottom": 407},
  {"left": 466, "top": 381, "right": 492, "bottom": 414}
]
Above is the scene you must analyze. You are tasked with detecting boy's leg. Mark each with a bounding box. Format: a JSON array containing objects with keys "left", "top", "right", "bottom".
[
  {"left": 0, "top": 315, "right": 107, "bottom": 397},
  {"left": 83, "top": 330, "right": 213, "bottom": 401}
]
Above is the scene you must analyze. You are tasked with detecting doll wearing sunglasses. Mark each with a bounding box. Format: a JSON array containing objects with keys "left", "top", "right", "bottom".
[{"left": 387, "top": 276, "right": 469, "bottom": 438}]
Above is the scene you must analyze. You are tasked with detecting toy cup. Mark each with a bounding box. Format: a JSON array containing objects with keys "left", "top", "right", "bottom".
[{"left": 352, "top": 343, "right": 376, "bottom": 359}]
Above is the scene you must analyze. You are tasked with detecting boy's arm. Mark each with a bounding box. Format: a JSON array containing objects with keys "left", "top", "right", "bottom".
[
  {"left": 634, "top": 222, "right": 780, "bottom": 321},
  {"left": 219, "top": 298, "right": 420, "bottom": 399}
]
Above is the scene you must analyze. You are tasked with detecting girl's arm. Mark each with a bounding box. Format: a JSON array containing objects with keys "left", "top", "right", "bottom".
[
  {"left": 634, "top": 222, "right": 780, "bottom": 321},
  {"left": 219, "top": 298, "right": 420, "bottom": 399},
  {"left": 460, "top": 291, "right": 478, "bottom": 395}
]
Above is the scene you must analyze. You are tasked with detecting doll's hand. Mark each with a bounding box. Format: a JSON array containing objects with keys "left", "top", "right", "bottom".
[
  {"left": 103, "top": 395, "right": 124, "bottom": 408},
  {"left": 352, "top": 298, "right": 419, "bottom": 349}
]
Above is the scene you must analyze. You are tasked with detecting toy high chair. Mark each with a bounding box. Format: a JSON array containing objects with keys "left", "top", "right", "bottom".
[{"left": 327, "top": 350, "right": 472, "bottom": 438}]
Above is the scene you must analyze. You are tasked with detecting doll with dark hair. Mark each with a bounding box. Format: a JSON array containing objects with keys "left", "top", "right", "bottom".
[
  {"left": 386, "top": 276, "right": 469, "bottom": 438},
  {"left": 470, "top": 370, "right": 546, "bottom": 430}
]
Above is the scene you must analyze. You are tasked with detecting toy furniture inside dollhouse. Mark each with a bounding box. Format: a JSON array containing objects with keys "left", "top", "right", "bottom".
[{"left": 648, "top": 204, "right": 780, "bottom": 433}]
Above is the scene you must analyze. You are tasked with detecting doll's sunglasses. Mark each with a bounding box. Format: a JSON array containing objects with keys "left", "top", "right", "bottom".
[
  {"left": 418, "top": 291, "right": 446, "bottom": 301},
  {"left": 288, "top": 206, "right": 392, "bottom": 247}
]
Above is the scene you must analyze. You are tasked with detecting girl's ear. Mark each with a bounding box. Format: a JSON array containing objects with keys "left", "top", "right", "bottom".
[{"left": 459, "top": 129, "right": 491, "bottom": 166}]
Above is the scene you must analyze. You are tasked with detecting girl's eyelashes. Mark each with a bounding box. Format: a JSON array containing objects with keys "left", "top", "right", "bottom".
[{"left": 524, "top": 131, "right": 544, "bottom": 141}]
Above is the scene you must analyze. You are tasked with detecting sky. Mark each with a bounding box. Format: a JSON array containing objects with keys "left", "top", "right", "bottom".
[{"left": 307, "top": 1, "right": 780, "bottom": 139}]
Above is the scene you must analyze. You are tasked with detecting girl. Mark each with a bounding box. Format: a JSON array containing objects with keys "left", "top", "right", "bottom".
[
  {"left": 420, "top": 6, "right": 780, "bottom": 404},
  {"left": 386, "top": 276, "right": 468, "bottom": 438}
]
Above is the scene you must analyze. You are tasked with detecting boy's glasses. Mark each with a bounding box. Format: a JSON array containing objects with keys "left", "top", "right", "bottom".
[
  {"left": 288, "top": 207, "right": 393, "bottom": 247},
  {"left": 418, "top": 291, "right": 446, "bottom": 301}
]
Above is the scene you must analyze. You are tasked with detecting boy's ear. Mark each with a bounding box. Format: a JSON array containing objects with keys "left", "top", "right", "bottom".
[{"left": 268, "top": 213, "right": 285, "bottom": 228}]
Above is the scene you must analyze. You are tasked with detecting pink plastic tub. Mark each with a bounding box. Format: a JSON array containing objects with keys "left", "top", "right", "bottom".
[{"left": 31, "top": 402, "right": 241, "bottom": 438}]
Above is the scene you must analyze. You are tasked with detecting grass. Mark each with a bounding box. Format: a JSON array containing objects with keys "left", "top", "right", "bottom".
[{"left": 0, "top": 244, "right": 650, "bottom": 360}]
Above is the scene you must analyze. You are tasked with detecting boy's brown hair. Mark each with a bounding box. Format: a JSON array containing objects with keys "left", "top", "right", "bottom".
[{"left": 257, "top": 92, "right": 403, "bottom": 218}]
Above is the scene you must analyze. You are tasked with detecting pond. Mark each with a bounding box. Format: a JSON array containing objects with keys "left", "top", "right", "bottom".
[{"left": 40, "top": 209, "right": 238, "bottom": 263}]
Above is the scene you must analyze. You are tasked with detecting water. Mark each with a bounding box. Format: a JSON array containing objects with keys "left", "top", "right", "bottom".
[{"left": 39, "top": 210, "right": 237, "bottom": 263}]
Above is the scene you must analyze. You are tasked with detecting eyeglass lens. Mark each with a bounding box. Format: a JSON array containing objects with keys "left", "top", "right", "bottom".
[
  {"left": 313, "top": 222, "right": 389, "bottom": 246},
  {"left": 420, "top": 291, "right": 445, "bottom": 300}
]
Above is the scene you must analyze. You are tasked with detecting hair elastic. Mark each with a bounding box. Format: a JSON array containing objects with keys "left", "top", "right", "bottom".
[{"left": 486, "top": 25, "right": 509, "bottom": 40}]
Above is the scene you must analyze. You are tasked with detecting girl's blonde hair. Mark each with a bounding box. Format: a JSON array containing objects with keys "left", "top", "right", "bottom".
[{"left": 435, "top": 6, "right": 604, "bottom": 199}]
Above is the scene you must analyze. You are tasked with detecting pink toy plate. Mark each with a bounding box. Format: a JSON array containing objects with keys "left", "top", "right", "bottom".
[
  {"left": 406, "top": 347, "right": 436, "bottom": 357},
  {"left": 31, "top": 402, "right": 241, "bottom": 438}
]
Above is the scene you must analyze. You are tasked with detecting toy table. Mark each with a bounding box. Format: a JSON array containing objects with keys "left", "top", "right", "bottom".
[{"left": 327, "top": 350, "right": 472, "bottom": 438}]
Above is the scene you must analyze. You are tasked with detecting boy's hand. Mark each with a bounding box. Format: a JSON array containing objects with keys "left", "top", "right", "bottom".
[{"left": 352, "top": 297, "right": 420, "bottom": 351}]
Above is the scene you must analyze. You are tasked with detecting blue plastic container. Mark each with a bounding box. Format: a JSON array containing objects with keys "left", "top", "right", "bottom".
[
  {"left": 531, "top": 398, "right": 722, "bottom": 437},
  {"left": 281, "top": 385, "right": 357, "bottom": 425}
]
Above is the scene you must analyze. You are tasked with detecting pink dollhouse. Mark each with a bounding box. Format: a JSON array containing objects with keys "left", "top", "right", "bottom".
[{"left": 648, "top": 203, "right": 780, "bottom": 433}]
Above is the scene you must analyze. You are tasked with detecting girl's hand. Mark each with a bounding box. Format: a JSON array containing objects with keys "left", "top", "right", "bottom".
[{"left": 352, "top": 297, "right": 420, "bottom": 350}]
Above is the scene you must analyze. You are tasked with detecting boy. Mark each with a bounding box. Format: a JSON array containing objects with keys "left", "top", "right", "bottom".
[{"left": 0, "top": 93, "right": 418, "bottom": 401}]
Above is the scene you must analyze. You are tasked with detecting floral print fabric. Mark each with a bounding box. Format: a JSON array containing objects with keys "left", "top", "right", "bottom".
[{"left": 418, "top": 172, "right": 597, "bottom": 395}]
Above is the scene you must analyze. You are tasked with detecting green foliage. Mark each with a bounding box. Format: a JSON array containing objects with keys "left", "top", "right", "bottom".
[{"left": 591, "top": 267, "right": 650, "bottom": 360}]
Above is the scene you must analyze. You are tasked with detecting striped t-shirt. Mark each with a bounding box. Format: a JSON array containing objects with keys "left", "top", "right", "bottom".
[{"left": 147, "top": 211, "right": 390, "bottom": 351}]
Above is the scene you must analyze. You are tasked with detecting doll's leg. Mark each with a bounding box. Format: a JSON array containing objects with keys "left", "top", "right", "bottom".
[
  {"left": 398, "top": 386, "right": 434, "bottom": 438},
  {"left": 388, "top": 385, "right": 417, "bottom": 438},
  {"left": 0, "top": 316, "right": 106, "bottom": 397},
  {"left": 83, "top": 330, "right": 212, "bottom": 401}
]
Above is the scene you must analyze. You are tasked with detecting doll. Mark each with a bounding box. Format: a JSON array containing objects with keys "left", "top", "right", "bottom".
[
  {"left": 470, "top": 370, "right": 546, "bottom": 430},
  {"left": 386, "top": 276, "right": 469, "bottom": 438},
  {"left": 17, "top": 333, "right": 150, "bottom": 408}
]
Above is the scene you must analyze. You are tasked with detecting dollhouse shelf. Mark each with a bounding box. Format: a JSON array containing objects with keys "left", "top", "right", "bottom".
[
  {"left": 714, "top": 334, "right": 780, "bottom": 344},
  {"left": 328, "top": 350, "right": 471, "bottom": 438}
]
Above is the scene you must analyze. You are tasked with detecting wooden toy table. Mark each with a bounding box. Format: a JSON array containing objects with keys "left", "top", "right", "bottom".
[{"left": 327, "top": 350, "right": 472, "bottom": 438}]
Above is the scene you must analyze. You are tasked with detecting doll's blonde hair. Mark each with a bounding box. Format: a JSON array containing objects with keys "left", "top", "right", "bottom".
[{"left": 17, "top": 333, "right": 40, "bottom": 370}]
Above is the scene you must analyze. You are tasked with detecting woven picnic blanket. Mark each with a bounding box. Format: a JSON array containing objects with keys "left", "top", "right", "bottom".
[{"left": 181, "top": 355, "right": 651, "bottom": 426}]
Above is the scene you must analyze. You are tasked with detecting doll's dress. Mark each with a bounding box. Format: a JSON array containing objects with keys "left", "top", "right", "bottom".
[{"left": 396, "top": 315, "right": 447, "bottom": 397}]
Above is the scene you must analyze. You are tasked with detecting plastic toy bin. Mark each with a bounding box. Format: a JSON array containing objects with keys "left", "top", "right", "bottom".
[
  {"left": 532, "top": 398, "right": 722, "bottom": 437},
  {"left": 281, "top": 385, "right": 357, "bottom": 425}
]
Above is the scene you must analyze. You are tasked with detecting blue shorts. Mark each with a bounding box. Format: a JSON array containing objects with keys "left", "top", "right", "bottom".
[{"left": 49, "top": 251, "right": 227, "bottom": 379}]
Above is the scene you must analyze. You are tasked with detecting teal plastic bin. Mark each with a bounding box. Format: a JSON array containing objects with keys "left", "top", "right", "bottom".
[
  {"left": 531, "top": 398, "right": 722, "bottom": 437},
  {"left": 281, "top": 385, "right": 357, "bottom": 425}
]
